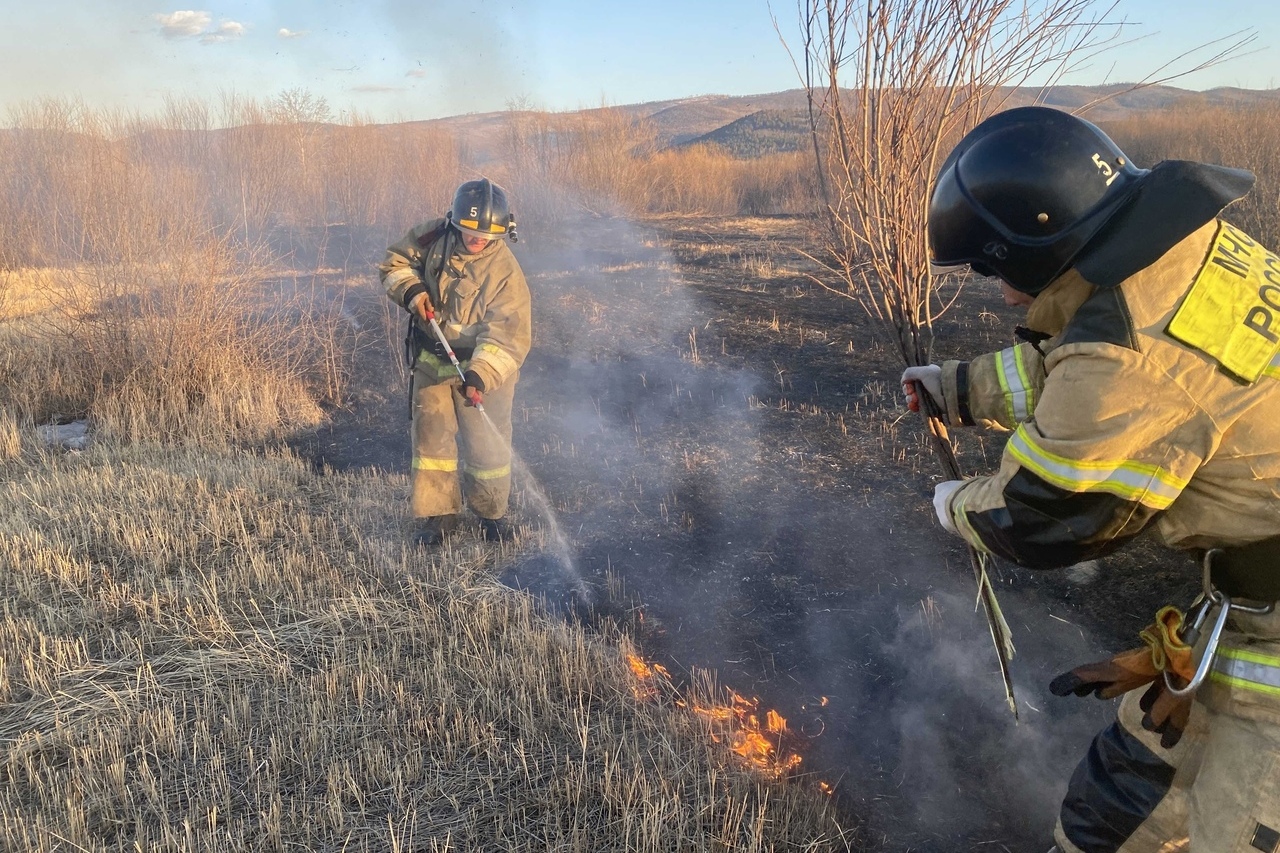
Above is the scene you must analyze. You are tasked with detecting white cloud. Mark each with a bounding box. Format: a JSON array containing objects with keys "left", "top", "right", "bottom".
[
  {"left": 406, "top": 69, "right": 428, "bottom": 79},
  {"left": 200, "top": 21, "right": 246, "bottom": 43},
  {"left": 155, "top": 11, "right": 245, "bottom": 43},
  {"left": 278, "top": 28, "right": 308, "bottom": 39},
  {"left": 156, "top": 10, "right": 212, "bottom": 38}
]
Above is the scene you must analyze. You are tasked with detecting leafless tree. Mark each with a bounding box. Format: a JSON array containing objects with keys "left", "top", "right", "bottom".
[{"left": 787, "top": 0, "right": 1255, "bottom": 363}]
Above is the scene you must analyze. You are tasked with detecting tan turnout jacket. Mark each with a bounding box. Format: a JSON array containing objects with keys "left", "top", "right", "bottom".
[
  {"left": 936, "top": 218, "right": 1280, "bottom": 569},
  {"left": 379, "top": 218, "right": 531, "bottom": 392}
]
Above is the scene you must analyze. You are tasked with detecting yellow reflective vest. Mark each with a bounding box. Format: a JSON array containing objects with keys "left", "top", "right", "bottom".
[{"left": 938, "top": 219, "right": 1280, "bottom": 569}]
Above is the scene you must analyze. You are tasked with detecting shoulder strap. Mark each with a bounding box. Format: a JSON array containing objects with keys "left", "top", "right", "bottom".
[{"left": 414, "top": 221, "right": 448, "bottom": 250}]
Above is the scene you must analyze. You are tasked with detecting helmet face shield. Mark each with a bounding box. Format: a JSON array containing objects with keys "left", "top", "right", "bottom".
[
  {"left": 927, "top": 107, "right": 1147, "bottom": 294},
  {"left": 454, "top": 224, "right": 498, "bottom": 242}
]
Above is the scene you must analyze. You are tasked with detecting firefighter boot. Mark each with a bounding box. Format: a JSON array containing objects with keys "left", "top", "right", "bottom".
[
  {"left": 479, "top": 516, "right": 516, "bottom": 542},
  {"left": 414, "top": 515, "right": 459, "bottom": 548}
]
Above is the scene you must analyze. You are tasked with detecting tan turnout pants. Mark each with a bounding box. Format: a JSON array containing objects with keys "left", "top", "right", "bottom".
[{"left": 409, "top": 368, "right": 516, "bottom": 521}]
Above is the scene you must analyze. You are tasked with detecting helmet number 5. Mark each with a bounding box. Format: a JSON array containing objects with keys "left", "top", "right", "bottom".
[
  {"left": 469, "top": 206, "right": 479, "bottom": 217},
  {"left": 1093, "top": 153, "right": 1120, "bottom": 186}
]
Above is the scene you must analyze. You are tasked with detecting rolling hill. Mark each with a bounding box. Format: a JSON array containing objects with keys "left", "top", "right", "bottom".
[{"left": 412, "top": 84, "right": 1280, "bottom": 164}]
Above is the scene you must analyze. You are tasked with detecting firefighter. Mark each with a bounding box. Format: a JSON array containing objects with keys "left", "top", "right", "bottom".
[
  {"left": 901, "top": 106, "right": 1280, "bottom": 852},
  {"left": 379, "top": 178, "right": 531, "bottom": 546}
]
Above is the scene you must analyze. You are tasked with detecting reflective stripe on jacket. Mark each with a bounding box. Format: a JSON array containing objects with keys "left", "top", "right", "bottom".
[{"left": 1212, "top": 645, "right": 1280, "bottom": 698}]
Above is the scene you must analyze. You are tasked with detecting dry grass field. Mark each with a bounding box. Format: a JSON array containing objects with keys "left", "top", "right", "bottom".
[
  {"left": 0, "top": 410, "right": 850, "bottom": 850},
  {"left": 0, "top": 226, "right": 853, "bottom": 849},
  {"left": 3, "top": 92, "right": 1277, "bottom": 852}
]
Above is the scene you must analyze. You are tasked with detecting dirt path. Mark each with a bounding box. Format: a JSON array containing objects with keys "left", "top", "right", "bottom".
[{"left": 294, "top": 215, "right": 1197, "bottom": 852}]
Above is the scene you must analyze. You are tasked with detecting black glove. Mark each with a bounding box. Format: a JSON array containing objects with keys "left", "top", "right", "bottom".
[
  {"left": 461, "top": 370, "right": 485, "bottom": 407},
  {"left": 1050, "top": 606, "right": 1196, "bottom": 750},
  {"left": 406, "top": 290, "right": 435, "bottom": 322},
  {"left": 1138, "top": 677, "right": 1193, "bottom": 749}
]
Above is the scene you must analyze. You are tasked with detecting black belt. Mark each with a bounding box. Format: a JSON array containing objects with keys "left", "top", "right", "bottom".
[
  {"left": 1196, "top": 534, "right": 1280, "bottom": 601},
  {"left": 409, "top": 324, "right": 473, "bottom": 361}
]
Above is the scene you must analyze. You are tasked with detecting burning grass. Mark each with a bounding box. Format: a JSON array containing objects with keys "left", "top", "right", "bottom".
[
  {"left": 0, "top": 436, "right": 855, "bottom": 851},
  {"left": 626, "top": 655, "right": 811, "bottom": 781}
]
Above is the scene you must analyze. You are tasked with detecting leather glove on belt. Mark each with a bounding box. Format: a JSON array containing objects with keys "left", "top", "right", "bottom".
[{"left": 1050, "top": 606, "right": 1197, "bottom": 748}]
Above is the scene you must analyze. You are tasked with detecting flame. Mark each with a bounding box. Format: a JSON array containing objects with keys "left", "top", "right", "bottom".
[
  {"left": 626, "top": 653, "right": 670, "bottom": 681},
  {"left": 626, "top": 653, "right": 671, "bottom": 700},
  {"left": 689, "top": 689, "right": 803, "bottom": 777},
  {"left": 626, "top": 653, "right": 805, "bottom": 778}
]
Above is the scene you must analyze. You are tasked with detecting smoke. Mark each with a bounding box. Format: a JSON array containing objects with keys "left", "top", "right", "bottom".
[
  {"left": 503, "top": 212, "right": 1121, "bottom": 849},
  {"left": 372, "top": 1, "right": 536, "bottom": 116},
  {"left": 875, "top": 585, "right": 1113, "bottom": 843}
]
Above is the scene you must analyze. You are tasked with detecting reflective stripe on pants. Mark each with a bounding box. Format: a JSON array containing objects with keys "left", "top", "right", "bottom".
[{"left": 410, "top": 369, "right": 516, "bottom": 519}]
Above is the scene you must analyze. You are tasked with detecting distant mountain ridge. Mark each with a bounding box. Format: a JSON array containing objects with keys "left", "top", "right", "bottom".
[{"left": 412, "top": 84, "right": 1280, "bottom": 163}]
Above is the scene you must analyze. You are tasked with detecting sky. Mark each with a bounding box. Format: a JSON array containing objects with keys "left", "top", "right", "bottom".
[{"left": 1, "top": 0, "right": 1277, "bottom": 124}]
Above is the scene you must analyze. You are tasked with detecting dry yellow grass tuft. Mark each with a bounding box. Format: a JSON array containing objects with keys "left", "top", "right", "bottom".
[
  {"left": 0, "top": 439, "right": 852, "bottom": 851},
  {"left": 0, "top": 410, "right": 19, "bottom": 461},
  {"left": 0, "top": 268, "right": 67, "bottom": 322}
]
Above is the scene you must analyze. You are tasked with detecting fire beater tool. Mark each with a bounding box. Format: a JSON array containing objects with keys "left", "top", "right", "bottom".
[{"left": 909, "top": 376, "right": 1018, "bottom": 717}]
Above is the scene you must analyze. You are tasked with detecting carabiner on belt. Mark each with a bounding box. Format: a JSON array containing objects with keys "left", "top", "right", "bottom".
[{"left": 1164, "top": 548, "right": 1276, "bottom": 697}]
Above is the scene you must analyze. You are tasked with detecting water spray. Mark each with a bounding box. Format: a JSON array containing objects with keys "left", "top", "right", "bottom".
[{"left": 420, "top": 306, "right": 593, "bottom": 605}]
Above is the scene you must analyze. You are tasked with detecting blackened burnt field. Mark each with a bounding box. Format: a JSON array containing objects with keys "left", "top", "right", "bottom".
[{"left": 297, "top": 215, "right": 1199, "bottom": 852}]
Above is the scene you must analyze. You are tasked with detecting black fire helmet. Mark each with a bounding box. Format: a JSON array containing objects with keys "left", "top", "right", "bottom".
[
  {"left": 927, "top": 106, "right": 1147, "bottom": 295},
  {"left": 448, "top": 178, "right": 515, "bottom": 241}
]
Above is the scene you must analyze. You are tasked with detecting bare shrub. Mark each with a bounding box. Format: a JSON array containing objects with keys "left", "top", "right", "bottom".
[
  {"left": 789, "top": 0, "right": 1256, "bottom": 364},
  {"left": 359, "top": 122, "right": 464, "bottom": 244},
  {"left": 495, "top": 106, "right": 655, "bottom": 242},
  {"left": 734, "top": 150, "right": 818, "bottom": 215},
  {"left": 0, "top": 94, "right": 429, "bottom": 442},
  {"left": 502, "top": 108, "right": 816, "bottom": 227},
  {"left": 786, "top": 0, "right": 1136, "bottom": 714},
  {"left": 644, "top": 144, "right": 741, "bottom": 214},
  {"left": 495, "top": 98, "right": 560, "bottom": 237},
  {"left": 549, "top": 106, "right": 663, "bottom": 218},
  {"left": 8, "top": 236, "right": 331, "bottom": 441},
  {"left": 786, "top": 0, "right": 1256, "bottom": 714}
]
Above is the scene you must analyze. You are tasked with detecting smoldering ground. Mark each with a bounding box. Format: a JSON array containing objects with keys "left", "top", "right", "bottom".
[{"left": 297, "top": 213, "right": 1159, "bottom": 852}]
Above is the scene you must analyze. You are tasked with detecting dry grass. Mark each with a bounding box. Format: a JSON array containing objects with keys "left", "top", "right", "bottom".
[
  {"left": 0, "top": 438, "right": 852, "bottom": 851},
  {"left": 0, "top": 247, "right": 356, "bottom": 443},
  {"left": 0, "top": 268, "right": 64, "bottom": 321}
]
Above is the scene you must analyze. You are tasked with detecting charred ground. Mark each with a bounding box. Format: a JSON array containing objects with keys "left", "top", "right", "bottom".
[{"left": 293, "top": 214, "right": 1200, "bottom": 852}]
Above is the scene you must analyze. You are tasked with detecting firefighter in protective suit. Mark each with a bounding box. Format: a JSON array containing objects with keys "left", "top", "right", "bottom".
[
  {"left": 379, "top": 178, "right": 531, "bottom": 546},
  {"left": 901, "top": 106, "right": 1280, "bottom": 853}
]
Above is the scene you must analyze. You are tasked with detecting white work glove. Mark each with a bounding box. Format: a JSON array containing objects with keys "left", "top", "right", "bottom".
[
  {"left": 901, "top": 365, "right": 943, "bottom": 414},
  {"left": 932, "top": 480, "right": 965, "bottom": 535}
]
